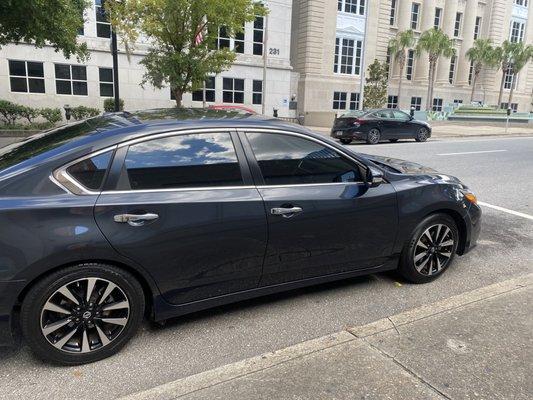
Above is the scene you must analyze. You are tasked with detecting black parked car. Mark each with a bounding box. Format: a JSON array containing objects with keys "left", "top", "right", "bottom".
[
  {"left": 0, "top": 109, "right": 480, "bottom": 364},
  {"left": 331, "top": 109, "right": 432, "bottom": 144}
]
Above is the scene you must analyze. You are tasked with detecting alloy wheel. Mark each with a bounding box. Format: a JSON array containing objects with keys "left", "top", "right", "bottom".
[
  {"left": 40, "top": 277, "right": 130, "bottom": 353},
  {"left": 417, "top": 128, "right": 428, "bottom": 142},
  {"left": 413, "top": 224, "right": 455, "bottom": 276},
  {"left": 368, "top": 129, "right": 380, "bottom": 144}
]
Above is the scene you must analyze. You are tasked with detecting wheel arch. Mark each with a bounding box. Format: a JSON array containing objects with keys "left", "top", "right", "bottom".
[{"left": 424, "top": 209, "right": 468, "bottom": 255}]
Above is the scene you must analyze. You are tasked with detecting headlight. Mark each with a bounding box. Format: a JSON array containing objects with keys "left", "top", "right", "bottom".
[{"left": 461, "top": 190, "right": 477, "bottom": 204}]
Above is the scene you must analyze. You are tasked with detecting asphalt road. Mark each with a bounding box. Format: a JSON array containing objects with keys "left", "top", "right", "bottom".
[{"left": 1, "top": 135, "right": 532, "bottom": 400}]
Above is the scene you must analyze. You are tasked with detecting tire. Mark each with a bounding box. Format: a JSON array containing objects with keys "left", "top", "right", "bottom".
[
  {"left": 415, "top": 127, "right": 429, "bottom": 142},
  {"left": 389, "top": 139, "right": 399, "bottom": 143},
  {"left": 366, "top": 128, "right": 381, "bottom": 144},
  {"left": 21, "top": 263, "right": 145, "bottom": 365},
  {"left": 340, "top": 139, "right": 352, "bottom": 145},
  {"left": 398, "top": 214, "right": 459, "bottom": 284}
]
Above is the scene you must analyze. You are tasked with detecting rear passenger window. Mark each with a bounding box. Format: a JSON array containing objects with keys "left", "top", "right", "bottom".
[
  {"left": 245, "top": 132, "right": 363, "bottom": 185},
  {"left": 67, "top": 151, "right": 113, "bottom": 190},
  {"left": 124, "top": 132, "right": 243, "bottom": 190}
]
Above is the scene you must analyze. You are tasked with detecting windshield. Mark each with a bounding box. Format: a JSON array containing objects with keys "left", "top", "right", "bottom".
[
  {"left": 340, "top": 110, "right": 366, "bottom": 118},
  {"left": 0, "top": 115, "right": 134, "bottom": 172}
]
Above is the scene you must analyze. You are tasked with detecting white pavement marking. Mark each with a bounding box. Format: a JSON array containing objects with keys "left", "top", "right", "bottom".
[
  {"left": 436, "top": 150, "right": 507, "bottom": 156},
  {"left": 478, "top": 201, "right": 533, "bottom": 221}
]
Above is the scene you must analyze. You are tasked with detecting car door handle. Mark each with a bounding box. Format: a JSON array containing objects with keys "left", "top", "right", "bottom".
[
  {"left": 113, "top": 213, "right": 159, "bottom": 226},
  {"left": 270, "top": 207, "right": 303, "bottom": 218}
]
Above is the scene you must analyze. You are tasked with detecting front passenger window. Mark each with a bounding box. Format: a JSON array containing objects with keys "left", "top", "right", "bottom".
[{"left": 245, "top": 132, "right": 363, "bottom": 185}]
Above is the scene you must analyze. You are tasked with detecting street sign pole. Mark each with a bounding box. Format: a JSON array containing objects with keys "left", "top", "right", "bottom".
[{"left": 111, "top": 29, "right": 120, "bottom": 112}]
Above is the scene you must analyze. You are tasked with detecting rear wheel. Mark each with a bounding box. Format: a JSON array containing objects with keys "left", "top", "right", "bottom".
[
  {"left": 340, "top": 138, "right": 352, "bottom": 145},
  {"left": 21, "top": 263, "right": 145, "bottom": 365},
  {"left": 398, "top": 214, "right": 459, "bottom": 283},
  {"left": 389, "top": 139, "right": 399, "bottom": 143},
  {"left": 366, "top": 128, "right": 381, "bottom": 144},
  {"left": 415, "top": 127, "right": 429, "bottom": 142}
]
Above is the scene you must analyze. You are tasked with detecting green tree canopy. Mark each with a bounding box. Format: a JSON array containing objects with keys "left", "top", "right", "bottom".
[
  {"left": 363, "top": 59, "right": 388, "bottom": 109},
  {"left": 466, "top": 39, "right": 498, "bottom": 102},
  {"left": 0, "top": 0, "right": 89, "bottom": 60},
  {"left": 107, "top": 0, "right": 266, "bottom": 107},
  {"left": 416, "top": 28, "right": 455, "bottom": 110}
]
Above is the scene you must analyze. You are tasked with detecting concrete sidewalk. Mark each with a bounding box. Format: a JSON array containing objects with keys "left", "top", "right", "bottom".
[
  {"left": 122, "top": 274, "right": 533, "bottom": 400},
  {"left": 310, "top": 121, "right": 533, "bottom": 138}
]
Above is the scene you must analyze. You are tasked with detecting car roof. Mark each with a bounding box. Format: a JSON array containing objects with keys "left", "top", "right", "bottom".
[{"left": 0, "top": 108, "right": 324, "bottom": 177}]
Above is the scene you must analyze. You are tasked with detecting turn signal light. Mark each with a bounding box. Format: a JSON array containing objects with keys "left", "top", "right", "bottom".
[{"left": 464, "top": 192, "right": 478, "bottom": 204}]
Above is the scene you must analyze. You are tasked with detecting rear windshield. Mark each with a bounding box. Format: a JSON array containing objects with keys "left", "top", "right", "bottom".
[
  {"left": 340, "top": 110, "right": 366, "bottom": 118},
  {"left": 0, "top": 116, "right": 130, "bottom": 173}
]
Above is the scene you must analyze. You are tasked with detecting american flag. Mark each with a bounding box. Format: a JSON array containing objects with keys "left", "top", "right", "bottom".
[{"left": 194, "top": 24, "right": 204, "bottom": 46}]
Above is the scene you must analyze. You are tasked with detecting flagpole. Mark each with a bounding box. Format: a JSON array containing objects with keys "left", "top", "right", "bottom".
[
  {"left": 262, "top": 14, "right": 268, "bottom": 115},
  {"left": 202, "top": 81, "right": 206, "bottom": 109}
]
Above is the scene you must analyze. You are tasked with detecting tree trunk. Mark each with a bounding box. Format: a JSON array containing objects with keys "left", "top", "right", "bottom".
[
  {"left": 470, "top": 72, "right": 478, "bottom": 102},
  {"left": 508, "top": 73, "right": 516, "bottom": 107},
  {"left": 397, "top": 64, "right": 404, "bottom": 109},
  {"left": 173, "top": 89, "right": 183, "bottom": 108},
  {"left": 497, "top": 66, "right": 506, "bottom": 108},
  {"left": 426, "top": 63, "right": 434, "bottom": 111}
]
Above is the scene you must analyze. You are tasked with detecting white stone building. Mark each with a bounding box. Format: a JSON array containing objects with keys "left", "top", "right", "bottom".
[{"left": 0, "top": 0, "right": 295, "bottom": 117}]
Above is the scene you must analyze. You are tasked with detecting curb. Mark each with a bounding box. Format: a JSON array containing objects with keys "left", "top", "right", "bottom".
[{"left": 120, "top": 273, "right": 533, "bottom": 400}]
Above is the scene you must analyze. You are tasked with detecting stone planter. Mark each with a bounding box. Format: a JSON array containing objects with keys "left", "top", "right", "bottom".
[{"left": 0, "top": 129, "right": 40, "bottom": 138}]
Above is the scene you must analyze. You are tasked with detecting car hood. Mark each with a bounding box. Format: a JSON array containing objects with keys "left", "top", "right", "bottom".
[{"left": 358, "top": 153, "right": 437, "bottom": 175}]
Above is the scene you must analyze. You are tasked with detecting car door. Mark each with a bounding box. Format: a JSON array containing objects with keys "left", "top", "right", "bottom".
[
  {"left": 94, "top": 130, "right": 268, "bottom": 305},
  {"left": 239, "top": 130, "right": 398, "bottom": 286},
  {"left": 372, "top": 110, "right": 395, "bottom": 138},
  {"left": 391, "top": 110, "right": 413, "bottom": 137}
]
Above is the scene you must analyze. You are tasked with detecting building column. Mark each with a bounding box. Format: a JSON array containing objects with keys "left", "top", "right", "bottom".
[
  {"left": 414, "top": 0, "right": 437, "bottom": 84},
  {"left": 456, "top": 0, "right": 478, "bottom": 87},
  {"left": 435, "top": 0, "right": 459, "bottom": 85},
  {"left": 391, "top": 0, "right": 416, "bottom": 79}
]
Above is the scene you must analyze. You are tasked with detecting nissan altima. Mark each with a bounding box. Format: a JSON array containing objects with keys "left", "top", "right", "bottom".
[{"left": 0, "top": 109, "right": 480, "bottom": 364}]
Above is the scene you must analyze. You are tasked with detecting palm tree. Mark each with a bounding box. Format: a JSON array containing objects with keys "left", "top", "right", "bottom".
[
  {"left": 493, "top": 41, "right": 518, "bottom": 108},
  {"left": 415, "top": 28, "right": 456, "bottom": 110},
  {"left": 388, "top": 30, "right": 415, "bottom": 108},
  {"left": 506, "top": 42, "right": 533, "bottom": 107},
  {"left": 466, "top": 39, "right": 498, "bottom": 102}
]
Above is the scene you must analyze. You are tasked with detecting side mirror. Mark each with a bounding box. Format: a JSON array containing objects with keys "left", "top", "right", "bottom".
[{"left": 366, "top": 166, "right": 384, "bottom": 188}]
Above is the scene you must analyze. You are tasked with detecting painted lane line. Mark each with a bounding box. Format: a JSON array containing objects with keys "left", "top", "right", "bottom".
[
  {"left": 436, "top": 150, "right": 507, "bottom": 156},
  {"left": 478, "top": 201, "right": 533, "bottom": 221}
]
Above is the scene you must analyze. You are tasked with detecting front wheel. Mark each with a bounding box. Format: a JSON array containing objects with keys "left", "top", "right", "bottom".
[
  {"left": 366, "top": 128, "right": 381, "bottom": 144},
  {"left": 415, "top": 127, "right": 429, "bottom": 142},
  {"left": 21, "top": 263, "right": 145, "bottom": 365},
  {"left": 340, "top": 138, "right": 352, "bottom": 145},
  {"left": 398, "top": 214, "right": 459, "bottom": 283}
]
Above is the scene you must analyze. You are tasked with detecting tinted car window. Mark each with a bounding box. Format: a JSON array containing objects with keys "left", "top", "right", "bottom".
[
  {"left": 246, "top": 132, "right": 362, "bottom": 185},
  {"left": 66, "top": 151, "right": 113, "bottom": 190},
  {"left": 373, "top": 110, "right": 393, "bottom": 119},
  {"left": 392, "top": 110, "right": 410, "bottom": 120},
  {"left": 124, "top": 132, "right": 243, "bottom": 190}
]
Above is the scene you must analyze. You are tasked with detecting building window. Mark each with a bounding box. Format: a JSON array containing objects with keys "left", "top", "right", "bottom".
[
  {"left": 501, "top": 102, "right": 518, "bottom": 112},
  {"left": 192, "top": 77, "right": 216, "bottom": 102},
  {"left": 504, "top": 67, "right": 516, "bottom": 89},
  {"left": 513, "top": 0, "right": 528, "bottom": 6},
  {"left": 410, "top": 96, "right": 422, "bottom": 111},
  {"left": 385, "top": 48, "right": 392, "bottom": 77},
  {"left": 468, "top": 61, "right": 474, "bottom": 85},
  {"left": 432, "top": 98, "right": 443, "bottom": 111},
  {"left": 453, "top": 99, "right": 463, "bottom": 104},
  {"left": 252, "top": 80, "right": 263, "bottom": 105},
  {"left": 349, "top": 93, "right": 360, "bottom": 110},
  {"left": 222, "top": 78, "right": 244, "bottom": 104},
  {"left": 509, "top": 21, "right": 525, "bottom": 43},
  {"left": 434, "top": 8, "right": 442, "bottom": 29},
  {"left": 454, "top": 13, "right": 462, "bottom": 37},
  {"left": 406, "top": 50, "right": 415, "bottom": 81},
  {"left": 338, "top": 0, "right": 365, "bottom": 16},
  {"left": 8, "top": 60, "right": 45, "bottom": 93},
  {"left": 95, "top": 0, "right": 111, "bottom": 38},
  {"left": 390, "top": 0, "right": 397, "bottom": 25},
  {"left": 253, "top": 16, "right": 264, "bottom": 55},
  {"left": 334, "top": 38, "right": 362, "bottom": 75},
  {"left": 474, "top": 17, "right": 482, "bottom": 39},
  {"left": 99, "top": 67, "right": 114, "bottom": 97},
  {"left": 449, "top": 55, "right": 456, "bottom": 84},
  {"left": 411, "top": 3, "right": 420, "bottom": 30},
  {"left": 55, "top": 64, "right": 88, "bottom": 96},
  {"left": 387, "top": 95, "right": 398, "bottom": 109},
  {"left": 333, "top": 92, "right": 347, "bottom": 110},
  {"left": 216, "top": 26, "right": 244, "bottom": 54}
]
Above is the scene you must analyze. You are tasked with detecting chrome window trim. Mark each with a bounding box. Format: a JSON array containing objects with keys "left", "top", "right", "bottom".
[
  {"left": 50, "top": 127, "right": 370, "bottom": 195},
  {"left": 51, "top": 145, "right": 117, "bottom": 196}
]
